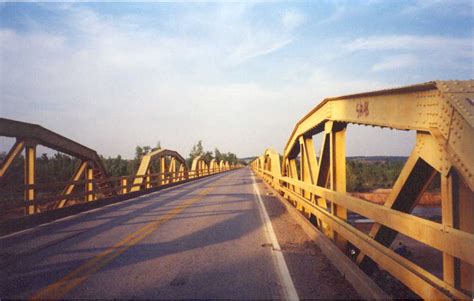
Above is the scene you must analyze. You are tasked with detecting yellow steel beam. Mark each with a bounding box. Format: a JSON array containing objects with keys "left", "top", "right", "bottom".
[
  {"left": 0, "top": 140, "right": 25, "bottom": 178},
  {"left": 251, "top": 163, "right": 471, "bottom": 299},
  {"left": 283, "top": 80, "right": 474, "bottom": 190},
  {"left": 191, "top": 156, "right": 203, "bottom": 178},
  {"left": 24, "top": 144, "right": 36, "bottom": 215},
  {"left": 159, "top": 157, "right": 166, "bottom": 186},
  {"left": 209, "top": 159, "right": 217, "bottom": 174},
  {"left": 330, "top": 123, "right": 347, "bottom": 250},
  {"left": 85, "top": 167, "right": 94, "bottom": 202},
  {"left": 260, "top": 172, "right": 474, "bottom": 265},
  {"left": 219, "top": 160, "right": 225, "bottom": 172},
  {"left": 121, "top": 176, "right": 128, "bottom": 194},
  {"left": 278, "top": 183, "right": 468, "bottom": 300},
  {"left": 57, "top": 161, "right": 88, "bottom": 208},
  {"left": 131, "top": 149, "right": 187, "bottom": 192},
  {"left": 252, "top": 80, "right": 474, "bottom": 297},
  {"left": 169, "top": 158, "right": 176, "bottom": 182},
  {"left": 264, "top": 148, "right": 281, "bottom": 187},
  {"left": 0, "top": 118, "right": 110, "bottom": 182}
]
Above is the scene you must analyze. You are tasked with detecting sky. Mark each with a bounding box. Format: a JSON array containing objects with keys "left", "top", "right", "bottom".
[{"left": 0, "top": 1, "right": 472, "bottom": 159}]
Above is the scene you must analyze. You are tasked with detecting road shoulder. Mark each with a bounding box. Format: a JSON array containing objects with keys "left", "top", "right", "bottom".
[{"left": 253, "top": 176, "right": 361, "bottom": 299}]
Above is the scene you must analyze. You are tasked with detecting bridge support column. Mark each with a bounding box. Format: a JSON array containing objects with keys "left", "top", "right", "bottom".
[{"left": 24, "top": 143, "right": 36, "bottom": 215}]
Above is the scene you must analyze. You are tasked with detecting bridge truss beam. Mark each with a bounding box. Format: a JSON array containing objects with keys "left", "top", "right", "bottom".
[{"left": 252, "top": 80, "right": 474, "bottom": 299}]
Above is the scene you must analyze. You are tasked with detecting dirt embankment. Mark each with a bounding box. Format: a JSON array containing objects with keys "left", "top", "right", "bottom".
[{"left": 350, "top": 189, "right": 440, "bottom": 206}]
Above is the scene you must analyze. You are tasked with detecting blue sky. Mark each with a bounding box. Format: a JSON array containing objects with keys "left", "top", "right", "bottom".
[{"left": 0, "top": 1, "right": 472, "bottom": 159}]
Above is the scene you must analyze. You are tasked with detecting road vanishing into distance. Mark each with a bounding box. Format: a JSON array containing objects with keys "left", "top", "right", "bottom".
[{"left": 0, "top": 168, "right": 357, "bottom": 299}]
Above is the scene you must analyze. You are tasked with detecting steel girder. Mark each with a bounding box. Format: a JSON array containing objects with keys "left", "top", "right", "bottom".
[
  {"left": 0, "top": 118, "right": 112, "bottom": 213},
  {"left": 131, "top": 149, "right": 187, "bottom": 192},
  {"left": 251, "top": 80, "right": 474, "bottom": 300}
]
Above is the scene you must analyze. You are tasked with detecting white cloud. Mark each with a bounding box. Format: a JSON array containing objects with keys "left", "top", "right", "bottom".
[
  {"left": 345, "top": 35, "right": 473, "bottom": 72},
  {"left": 400, "top": 0, "right": 473, "bottom": 15},
  {"left": 346, "top": 35, "right": 472, "bottom": 56},
  {"left": 222, "top": 7, "right": 305, "bottom": 65},
  {"left": 1, "top": 4, "right": 448, "bottom": 158},
  {"left": 281, "top": 9, "right": 305, "bottom": 30},
  {"left": 371, "top": 54, "right": 419, "bottom": 71},
  {"left": 0, "top": 4, "right": 310, "bottom": 158}
]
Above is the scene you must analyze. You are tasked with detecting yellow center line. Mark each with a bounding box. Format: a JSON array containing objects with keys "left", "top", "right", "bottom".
[{"left": 31, "top": 186, "right": 215, "bottom": 300}]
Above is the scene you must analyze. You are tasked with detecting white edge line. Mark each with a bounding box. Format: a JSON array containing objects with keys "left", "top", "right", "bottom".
[
  {"left": 0, "top": 172, "right": 230, "bottom": 240},
  {"left": 251, "top": 171, "right": 299, "bottom": 301}
]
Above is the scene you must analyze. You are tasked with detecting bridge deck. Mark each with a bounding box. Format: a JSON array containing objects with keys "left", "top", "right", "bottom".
[{"left": 0, "top": 168, "right": 357, "bottom": 299}]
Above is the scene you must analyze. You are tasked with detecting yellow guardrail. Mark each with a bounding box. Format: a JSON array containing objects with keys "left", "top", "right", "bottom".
[{"left": 251, "top": 80, "right": 473, "bottom": 300}]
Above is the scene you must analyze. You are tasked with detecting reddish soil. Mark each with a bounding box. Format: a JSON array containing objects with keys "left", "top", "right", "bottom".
[{"left": 350, "top": 189, "right": 440, "bottom": 206}]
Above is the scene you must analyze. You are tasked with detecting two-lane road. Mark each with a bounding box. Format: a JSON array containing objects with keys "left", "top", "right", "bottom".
[{"left": 1, "top": 169, "right": 296, "bottom": 299}]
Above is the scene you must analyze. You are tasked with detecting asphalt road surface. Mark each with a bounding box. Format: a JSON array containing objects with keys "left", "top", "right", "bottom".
[{"left": 0, "top": 168, "right": 358, "bottom": 299}]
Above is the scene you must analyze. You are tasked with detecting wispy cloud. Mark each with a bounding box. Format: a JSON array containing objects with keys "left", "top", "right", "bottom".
[
  {"left": 400, "top": 0, "right": 473, "bottom": 15},
  {"left": 346, "top": 35, "right": 473, "bottom": 72},
  {"left": 346, "top": 35, "right": 472, "bottom": 55},
  {"left": 0, "top": 3, "right": 471, "bottom": 158},
  {"left": 0, "top": 4, "right": 311, "bottom": 157},
  {"left": 371, "top": 54, "right": 418, "bottom": 71},
  {"left": 224, "top": 7, "right": 305, "bottom": 65}
]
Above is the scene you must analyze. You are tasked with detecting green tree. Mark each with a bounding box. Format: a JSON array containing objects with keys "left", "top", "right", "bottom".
[
  {"left": 203, "top": 151, "right": 213, "bottom": 162},
  {"left": 214, "top": 148, "right": 222, "bottom": 161},
  {"left": 189, "top": 140, "right": 204, "bottom": 159}
]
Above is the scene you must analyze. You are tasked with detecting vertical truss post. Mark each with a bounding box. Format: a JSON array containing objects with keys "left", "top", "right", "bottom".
[
  {"left": 299, "top": 137, "right": 312, "bottom": 200},
  {"left": 330, "top": 123, "right": 348, "bottom": 251},
  {"left": 146, "top": 169, "right": 151, "bottom": 189},
  {"left": 288, "top": 159, "right": 298, "bottom": 193},
  {"left": 160, "top": 157, "right": 165, "bottom": 185},
  {"left": 442, "top": 170, "right": 473, "bottom": 293},
  {"left": 184, "top": 166, "right": 189, "bottom": 180},
  {"left": 300, "top": 136, "right": 319, "bottom": 202},
  {"left": 169, "top": 158, "right": 176, "bottom": 183},
  {"left": 85, "top": 166, "right": 94, "bottom": 202},
  {"left": 178, "top": 164, "right": 183, "bottom": 181},
  {"left": 24, "top": 143, "right": 36, "bottom": 215},
  {"left": 312, "top": 123, "right": 333, "bottom": 236},
  {"left": 121, "top": 176, "right": 128, "bottom": 194}
]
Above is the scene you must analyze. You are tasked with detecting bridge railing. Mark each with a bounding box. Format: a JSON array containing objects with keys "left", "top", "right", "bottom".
[
  {"left": 1, "top": 168, "right": 230, "bottom": 214},
  {"left": 0, "top": 118, "right": 237, "bottom": 220},
  {"left": 251, "top": 80, "right": 473, "bottom": 300}
]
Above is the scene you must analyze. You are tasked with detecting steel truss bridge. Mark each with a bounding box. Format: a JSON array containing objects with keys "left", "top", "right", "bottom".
[{"left": 1, "top": 80, "right": 473, "bottom": 300}]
